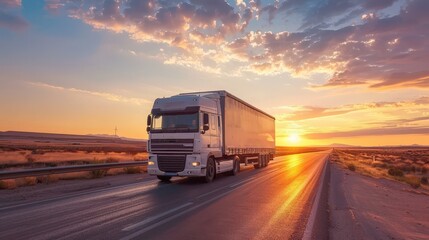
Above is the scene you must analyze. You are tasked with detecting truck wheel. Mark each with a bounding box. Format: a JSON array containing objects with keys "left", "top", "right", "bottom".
[
  {"left": 230, "top": 156, "right": 240, "bottom": 176},
  {"left": 203, "top": 158, "right": 215, "bottom": 183},
  {"left": 157, "top": 176, "right": 172, "bottom": 182}
]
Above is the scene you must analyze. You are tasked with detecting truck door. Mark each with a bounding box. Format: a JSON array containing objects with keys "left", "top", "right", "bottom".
[
  {"left": 210, "top": 114, "right": 220, "bottom": 149},
  {"left": 201, "top": 112, "right": 211, "bottom": 149}
]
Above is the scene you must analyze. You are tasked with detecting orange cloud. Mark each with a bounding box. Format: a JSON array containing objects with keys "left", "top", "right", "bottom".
[{"left": 29, "top": 82, "right": 150, "bottom": 105}]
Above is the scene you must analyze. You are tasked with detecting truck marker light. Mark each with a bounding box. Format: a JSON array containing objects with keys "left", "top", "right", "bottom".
[{"left": 148, "top": 161, "right": 155, "bottom": 166}]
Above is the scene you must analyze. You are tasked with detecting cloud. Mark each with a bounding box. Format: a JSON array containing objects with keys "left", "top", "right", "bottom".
[
  {"left": 276, "top": 96, "right": 429, "bottom": 122},
  {"left": 0, "top": 0, "right": 21, "bottom": 8},
  {"left": 45, "top": 0, "right": 429, "bottom": 89},
  {"left": 29, "top": 82, "right": 150, "bottom": 105},
  {"left": 232, "top": 0, "right": 429, "bottom": 88},
  {"left": 0, "top": 0, "right": 27, "bottom": 31},
  {"left": 273, "top": 95, "right": 429, "bottom": 141},
  {"left": 305, "top": 126, "right": 429, "bottom": 139}
]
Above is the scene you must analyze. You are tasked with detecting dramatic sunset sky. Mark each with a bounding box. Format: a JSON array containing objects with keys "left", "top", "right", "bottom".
[{"left": 1, "top": 0, "right": 428, "bottom": 146}]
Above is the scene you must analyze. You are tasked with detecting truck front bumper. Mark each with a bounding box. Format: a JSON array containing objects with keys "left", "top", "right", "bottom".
[{"left": 147, "top": 154, "right": 206, "bottom": 177}]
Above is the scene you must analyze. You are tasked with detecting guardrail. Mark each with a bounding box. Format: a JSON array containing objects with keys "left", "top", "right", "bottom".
[{"left": 0, "top": 161, "right": 148, "bottom": 180}]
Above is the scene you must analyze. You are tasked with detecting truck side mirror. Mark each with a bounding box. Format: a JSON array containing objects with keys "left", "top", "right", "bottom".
[
  {"left": 202, "top": 113, "right": 209, "bottom": 133},
  {"left": 146, "top": 115, "right": 152, "bottom": 132}
]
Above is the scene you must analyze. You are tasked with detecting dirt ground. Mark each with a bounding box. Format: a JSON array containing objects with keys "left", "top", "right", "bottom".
[{"left": 329, "top": 162, "right": 429, "bottom": 240}]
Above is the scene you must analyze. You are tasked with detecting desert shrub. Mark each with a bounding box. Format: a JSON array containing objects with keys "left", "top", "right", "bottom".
[
  {"left": 0, "top": 179, "right": 17, "bottom": 189},
  {"left": 371, "top": 161, "right": 388, "bottom": 169},
  {"left": 26, "top": 155, "right": 36, "bottom": 164},
  {"left": 347, "top": 163, "right": 356, "bottom": 171},
  {"left": 24, "top": 177, "right": 37, "bottom": 186},
  {"left": 91, "top": 169, "right": 107, "bottom": 178},
  {"left": 388, "top": 167, "right": 404, "bottom": 177},
  {"left": 105, "top": 157, "right": 118, "bottom": 163},
  {"left": 43, "top": 162, "right": 58, "bottom": 167},
  {"left": 36, "top": 175, "right": 59, "bottom": 184},
  {"left": 124, "top": 167, "right": 143, "bottom": 174},
  {"left": 0, "top": 180, "right": 6, "bottom": 189},
  {"left": 421, "top": 177, "right": 428, "bottom": 185},
  {"left": 405, "top": 177, "right": 420, "bottom": 189},
  {"left": 398, "top": 165, "right": 411, "bottom": 172}
]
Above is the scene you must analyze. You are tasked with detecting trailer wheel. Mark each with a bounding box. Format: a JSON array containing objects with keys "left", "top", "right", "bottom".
[
  {"left": 203, "top": 157, "right": 215, "bottom": 183},
  {"left": 230, "top": 156, "right": 240, "bottom": 176},
  {"left": 263, "top": 155, "right": 267, "bottom": 167},
  {"left": 254, "top": 155, "right": 262, "bottom": 169},
  {"left": 157, "top": 176, "right": 172, "bottom": 182}
]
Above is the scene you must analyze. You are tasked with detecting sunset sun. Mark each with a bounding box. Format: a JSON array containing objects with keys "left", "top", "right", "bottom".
[{"left": 288, "top": 133, "right": 301, "bottom": 145}]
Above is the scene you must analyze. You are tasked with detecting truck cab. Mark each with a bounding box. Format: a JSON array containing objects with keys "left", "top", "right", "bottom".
[{"left": 146, "top": 93, "right": 226, "bottom": 182}]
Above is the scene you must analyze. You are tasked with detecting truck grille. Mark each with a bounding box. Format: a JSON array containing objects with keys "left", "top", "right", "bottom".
[
  {"left": 158, "top": 155, "right": 186, "bottom": 172},
  {"left": 150, "top": 139, "right": 194, "bottom": 154}
]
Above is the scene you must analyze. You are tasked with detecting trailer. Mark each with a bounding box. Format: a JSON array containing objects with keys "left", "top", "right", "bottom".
[{"left": 146, "top": 90, "right": 275, "bottom": 182}]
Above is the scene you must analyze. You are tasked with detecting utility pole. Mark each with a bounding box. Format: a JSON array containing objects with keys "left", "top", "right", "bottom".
[{"left": 114, "top": 126, "right": 118, "bottom": 137}]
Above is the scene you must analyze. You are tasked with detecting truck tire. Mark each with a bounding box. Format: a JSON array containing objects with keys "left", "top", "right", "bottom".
[
  {"left": 203, "top": 157, "right": 215, "bottom": 183},
  {"left": 262, "top": 155, "right": 267, "bottom": 167},
  {"left": 254, "top": 156, "right": 262, "bottom": 169},
  {"left": 230, "top": 156, "right": 240, "bottom": 176},
  {"left": 157, "top": 176, "right": 172, "bottom": 182}
]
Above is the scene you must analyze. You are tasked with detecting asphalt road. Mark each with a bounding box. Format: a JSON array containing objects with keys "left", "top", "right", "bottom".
[{"left": 0, "top": 151, "right": 329, "bottom": 240}]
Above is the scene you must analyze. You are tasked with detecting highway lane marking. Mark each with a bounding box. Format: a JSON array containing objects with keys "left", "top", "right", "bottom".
[
  {"left": 196, "top": 167, "right": 282, "bottom": 199},
  {"left": 120, "top": 187, "right": 238, "bottom": 240},
  {"left": 122, "top": 202, "right": 194, "bottom": 231},
  {"left": 302, "top": 154, "right": 329, "bottom": 240},
  {"left": 0, "top": 179, "right": 159, "bottom": 212},
  {"left": 228, "top": 176, "right": 257, "bottom": 188},
  {"left": 120, "top": 167, "right": 289, "bottom": 239}
]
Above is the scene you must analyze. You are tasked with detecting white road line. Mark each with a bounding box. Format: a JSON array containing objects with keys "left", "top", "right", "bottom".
[
  {"left": 229, "top": 176, "right": 257, "bottom": 188},
  {"left": 121, "top": 161, "right": 293, "bottom": 239},
  {"left": 0, "top": 179, "right": 159, "bottom": 212},
  {"left": 121, "top": 202, "right": 194, "bottom": 231},
  {"left": 120, "top": 188, "right": 237, "bottom": 240},
  {"left": 302, "top": 154, "right": 329, "bottom": 240},
  {"left": 195, "top": 186, "right": 228, "bottom": 199}
]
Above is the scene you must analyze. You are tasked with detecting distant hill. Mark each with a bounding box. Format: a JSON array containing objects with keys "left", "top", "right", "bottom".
[
  {"left": 313, "top": 143, "right": 429, "bottom": 148},
  {"left": 0, "top": 131, "right": 146, "bottom": 142},
  {"left": 326, "top": 143, "right": 358, "bottom": 148},
  {"left": 0, "top": 131, "right": 147, "bottom": 153}
]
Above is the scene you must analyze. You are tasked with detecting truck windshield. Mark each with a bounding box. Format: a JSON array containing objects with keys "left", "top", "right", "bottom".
[{"left": 151, "top": 112, "right": 199, "bottom": 132}]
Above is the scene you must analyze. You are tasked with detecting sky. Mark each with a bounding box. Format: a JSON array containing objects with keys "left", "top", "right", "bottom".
[{"left": 0, "top": 0, "right": 429, "bottom": 146}]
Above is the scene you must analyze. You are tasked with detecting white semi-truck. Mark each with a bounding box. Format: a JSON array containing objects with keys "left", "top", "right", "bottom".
[{"left": 146, "top": 91, "right": 275, "bottom": 182}]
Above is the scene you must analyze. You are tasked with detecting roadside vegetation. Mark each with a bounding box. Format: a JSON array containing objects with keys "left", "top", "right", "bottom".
[
  {"left": 0, "top": 136, "right": 148, "bottom": 190},
  {"left": 331, "top": 148, "right": 429, "bottom": 190}
]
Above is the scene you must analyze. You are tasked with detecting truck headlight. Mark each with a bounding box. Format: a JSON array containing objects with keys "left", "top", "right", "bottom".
[
  {"left": 148, "top": 161, "right": 155, "bottom": 166},
  {"left": 191, "top": 161, "right": 200, "bottom": 167}
]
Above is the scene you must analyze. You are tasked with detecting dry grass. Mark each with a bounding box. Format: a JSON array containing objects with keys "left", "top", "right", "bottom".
[
  {"left": 0, "top": 179, "right": 17, "bottom": 189},
  {"left": 331, "top": 148, "right": 429, "bottom": 190},
  {"left": 124, "top": 166, "right": 145, "bottom": 174}
]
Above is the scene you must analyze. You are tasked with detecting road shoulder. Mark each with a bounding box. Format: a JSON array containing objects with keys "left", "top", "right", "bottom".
[{"left": 329, "top": 162, "right": 429, "bottom": 240}]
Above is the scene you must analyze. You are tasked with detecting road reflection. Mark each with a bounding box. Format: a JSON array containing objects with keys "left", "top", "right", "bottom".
[{"left": 255, "top": 153, "right": 325, "bottom": 239}]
